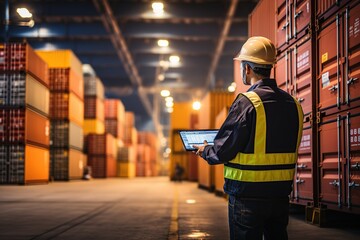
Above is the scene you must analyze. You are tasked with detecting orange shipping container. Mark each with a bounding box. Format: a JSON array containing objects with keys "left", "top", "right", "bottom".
[
  {"left": 118, "top": 162, "right": 136, "bottom": 178},
  {"left": 125, "top": 112, "right": 135, "bottom": 128},
  {"left": 25, "top": 144, "right": 49, "bottom": 183},
  {"left": 49, "top": 68, "right": 84, "bottom": 100},
  {"left": 83, "top": 119, "right": 105, "bottom": 135},
  {"left": 105, "top": 99, "right": 125, "bottom": 120},
  {"left": 36, "top": 50, "right": 83, "bottom": 79},
  {"left": 50, "top": 92, "right": 84, "bottom": 126}
]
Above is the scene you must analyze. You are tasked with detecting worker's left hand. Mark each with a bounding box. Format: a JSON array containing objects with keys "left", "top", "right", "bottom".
[{"left": 192, "top": 140, "right": 208, "bottom": 156}]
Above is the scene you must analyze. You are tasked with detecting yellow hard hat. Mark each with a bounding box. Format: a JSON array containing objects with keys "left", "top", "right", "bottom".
[{"left": 233, "top": 36, "right": 276, "bottom": 65}]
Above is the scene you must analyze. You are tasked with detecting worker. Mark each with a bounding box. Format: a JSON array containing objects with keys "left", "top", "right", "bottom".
[{"left": 193, "top": 36, "right": 303, "bottom": 240}]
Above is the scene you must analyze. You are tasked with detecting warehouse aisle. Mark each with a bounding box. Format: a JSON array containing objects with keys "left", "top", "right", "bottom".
[{"left": 0, "top": 177, "right": 359, "bottom": 240}]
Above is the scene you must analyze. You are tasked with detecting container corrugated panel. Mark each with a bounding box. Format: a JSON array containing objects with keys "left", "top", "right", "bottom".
[
  {"left": 0, "top": 43, "right": 9, "bottom": 71},
  {"left": 124, "top": 126, "right": 138, "bottom": 145},
  {"left": 291, "top": 120, "right": 313, "bottom": 203},
  {"left": 248, "top": 0, "right": 276, "bottom": 43},
  {"left": 87, "top": 155, "right": 116, "bottom": 178},
  {"left": 125, "top": 112, "right": 135, "bottom": 128},
  {"left": 69, "top": 148, "right": 86, "bottom": 180},
  {"left": 6, "top": 108, "right": 49, "bottom": 147},
  {"left": 317, "top": 0, "right": 352, "bottom": 18},
  {"left": 50, "top": 92, "right": 84, "bottom": 126},
  {"left": 105, "top": 119, "right": 121, "bottom": 138},
  {"left": 118, "top": 162, "right": 135, "bottom": 178},
  {"left": 8, "top": 43, "right": 49, "bottom": 87},
  {"left": 0, "top": 73, "right": 50, "bottom": 115},
  {"left": 25, "top": 144, "right": 49, "bottom": 183},
  {"left": 36, "top": 50, "right": 83, "bottom": 79},
  {"left": 0, "top": 145, "right": 7, "bottom": 183},
  {"left": 49, "top": 68, "right": 84, "bottom": 100},
  {"left": 86, "top": 133, "right": 116, "bottom": 156},
  {"left": 317, "top": 1, "right": 360, "bottom": 114},
  {"left": 0, "top": 109, "right": 7, "bottom": 142},
  {"left": 84, "top": 97, "right": 104, "bottom": 121},
  {"left": 105, "top": 99, "right": 125, "bottom": 120},
  {"left": 84, "top": 76, "right": 105, "bottom": 99},
  {"left": 50, "top": 120, "right": 83, "bottom": 150},
  {"left": 83, "top": 119, "right": 105, "bottom": 135}
]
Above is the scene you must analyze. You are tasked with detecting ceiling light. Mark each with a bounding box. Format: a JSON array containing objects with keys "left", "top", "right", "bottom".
[
  {"left": 157, "top": 39, "right": 169, "bottom": 47},
  {"left": 158, "top": 73, "right": 165, "bottom": 81},
  {"left": 160, "top": 89, "right": 170, "bottom": 97},
  {"left": 166, "top": 101, "right": 174, "bottom": 107},
  {"left": 166, "top": 107, "right": 173, "bottom": 113},
  {"left": 228, "top": 82, "right": 236, "bottom": 92},
  {"left": 186, "top": 199, "right": 196, "bottom": 204},
  {"left": 152, "top": 2, "right": 164, "bottom": 15},
  {"left": 159, "top": 60, "right": 169, "bottom": 69},
  {"left": 17, "top": 8, "right": 32, "bottom": 18},
  {"left": 192, "top": 101, "right": 201, "bottom": 111},
  {"left": 169, "top": 55, "right": 180, "bottom": 64},
  {"left": 165, "top": 96, "right": 173, "bottom": 102}
]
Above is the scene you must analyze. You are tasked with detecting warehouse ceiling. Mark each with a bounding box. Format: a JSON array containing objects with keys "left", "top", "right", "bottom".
[{"left": 2, "top": 0, "right": 258, "bottom": 137}]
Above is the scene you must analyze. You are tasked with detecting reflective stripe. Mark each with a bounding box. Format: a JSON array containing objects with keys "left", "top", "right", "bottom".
[
  {"left": 224, "top": 91, "right": 301, "bottom": 183},
  {"left": 242, "top": 91, "right": 266, "bottom": 154},
  {"left": 230, "top": 152, "right": 297, "bottom": 165},
  {"left": 224, "top": 166, "right": 295, "bottom": 182}
]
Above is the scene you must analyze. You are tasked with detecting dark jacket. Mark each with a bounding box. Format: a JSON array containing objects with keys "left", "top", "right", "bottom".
[{"left": 201, "top": 78, "right": 303, "bottom": 198}]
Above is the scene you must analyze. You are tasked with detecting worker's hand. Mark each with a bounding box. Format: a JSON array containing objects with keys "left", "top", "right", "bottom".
[{"left": 192, "top": 140, "right": 208, "bottom": 156}]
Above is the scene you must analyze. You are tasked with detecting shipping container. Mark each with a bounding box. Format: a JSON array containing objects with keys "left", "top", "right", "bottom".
[
  {"left": 50, "top": 147, "right": 86, "bottom": 180},
  {"left": 248, "top": 0, "right": 276, "bottom": 43},
  {"left": 87, "top": 155, "right": 116, "bottom": 178},
  {"left": 84, "top": 96, "right": 104, "bottom": 121},
  {"left": 105, "top": 99, "right": 125, "bottom": 120},
  {"left": 50, "top": 92, "right": 84, "bottom": 126},
  {"left": 118, "top": 145, "right": 137, "bottom": 163},
  {"left": 49, "top": 68, "right": 84, "bottom": 100},
  {"left": 118, "top": 162, "right": 136, "bottom": 178},
  {"left": 36, "top": 50, "right": 83, "bottom": 79},
  {"left": 83, "top": 119, "right": 105, "bottom": 135},
  {"left": 317, "top": 1, "right": 360, "bottom": 115},
  {"left": 105, "top": 119, "right": 123, "bottom": 139},
  {"left": 3, "top": 108, "right": 50, "bottom": 147},
  {"left": 124, "top": 126, "right": 138, "bottom": 145},
  {"left": 50, "top": 120, "right": 83, "bottom": 150},
  {"left": 86, "top": 133, "right": 116, "bottom": 156},
  {"left": 7, "top": 43, "right": 49, "bottom": 87},
  {"left": 84, "top": 75, "right": 105, "bottom": 99},
  {"left": 137, "top": 144, "right": 151, "bottom": 177},
  {"left": 125, "top": 111, "right": 135, "bottom": 129},
  {"left": 0, "top": 73, "right": 49, "bottom": 115},
  {"left": 0, "top": 144, "right": 49, "bottom": 184},
  {"left": 276, "top": 0, "right": 312, "bottom": 53}
]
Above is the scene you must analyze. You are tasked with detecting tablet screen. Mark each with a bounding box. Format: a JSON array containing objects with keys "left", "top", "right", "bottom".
[{"left": 179, "top": 130, "right": 218, "bottom": 151}]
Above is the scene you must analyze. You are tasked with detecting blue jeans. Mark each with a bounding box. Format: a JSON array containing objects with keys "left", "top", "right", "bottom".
[{"left": 228, "top": 195, "right": 289, "bottom": 240}]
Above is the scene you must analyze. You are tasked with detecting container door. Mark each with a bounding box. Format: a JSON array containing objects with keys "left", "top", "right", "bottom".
[
  {"left": 294, "top": 39, "right": 312, "bottom": 115},
  {"left": 293, "top": 0, "right": 311, "bottom": 38},
  {"left": 319, "top": 115, "right": 344, "bottom": 207},
  {"left": 345, "top": 109, "right": 360, "bottom": 210},
  {"left": 277, "top": 0, "right": 290, "bottom": 48},
  {"left": 8, "top": 145, "right": 25, "bottom": 184},
  {"left": 293, "top": 120, "right": 313, "bottom": 202},
  {"left": 0, "top": 145, "right": 8, "bottom": 183},
  {"left": 275, "top": 51, "right": 290, "bottom": 92},
  {"left": 345, "top": 3, "right": 360, "bottom": 107}
]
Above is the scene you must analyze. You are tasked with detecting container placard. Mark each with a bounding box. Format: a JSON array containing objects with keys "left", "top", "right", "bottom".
[{"left": 321, "top": 72, "right": 330, "bottom": 88}]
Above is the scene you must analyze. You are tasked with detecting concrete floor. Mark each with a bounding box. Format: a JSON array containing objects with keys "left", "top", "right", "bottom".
[{"left": 0, "top": 177, "right": 359, "bottom": 240}]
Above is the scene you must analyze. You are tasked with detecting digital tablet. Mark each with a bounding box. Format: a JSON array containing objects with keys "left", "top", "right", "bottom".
[{"left": 178, "top": 129, "right": 218, "bottom": 151}]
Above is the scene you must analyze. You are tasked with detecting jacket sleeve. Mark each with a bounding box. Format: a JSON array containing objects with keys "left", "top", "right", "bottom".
[{"left": 201, "top": 95, "right": 253, "bottom": 165}]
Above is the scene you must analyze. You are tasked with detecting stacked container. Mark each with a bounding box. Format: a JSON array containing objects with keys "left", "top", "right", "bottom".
[
  {"left": 0, "top": 42, "right": 50, "bottom": 184},
  {"left": 197, "top": 91, "right": 234, "bottom": 191},
  {"left": 83, "top": 64, "right": 105, "bottom": 135},
  {"left": 85, "top": 133, "right": 117, "bottom": 178},
  {"left": 123, "top": 112, "right": 138, "bottom": 176},
  {"left": 248, "top": 0, "right": 360, "bottom": 216},
  {"left": 104, "top": 99, "right": 134, "bottom": 177},
  {"left": 138, "top": 131, "right": 159, "bottom": 176},
  {"left": 36, "top": 50, "right": 86, "bottom": 181}
]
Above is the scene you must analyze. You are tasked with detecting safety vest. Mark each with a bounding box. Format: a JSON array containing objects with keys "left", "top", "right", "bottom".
[{"left": 224, "top": 91, "right": 303, "bottom": 183}]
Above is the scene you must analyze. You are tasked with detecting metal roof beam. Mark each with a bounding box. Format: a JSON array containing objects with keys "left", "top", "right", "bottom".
[{"left": 204, "top": 0, "right": 239, "bottom": 90}]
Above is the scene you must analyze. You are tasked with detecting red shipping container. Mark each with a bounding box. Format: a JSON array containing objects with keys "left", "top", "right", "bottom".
[
  {"left": 8, "top": 43, "right": 49, "bottom": 87},
  {"left": 86, "top": 133, "right": 116, "bottom": 156},
  {"left": 49, "top": 68, "right": 84, "bottom": 100},
  {"left": 84, "top": 96, "right": 104, "bottom": 121},
  {"left": 105, "top": 119, "right": 123, "bottom": 139},
  {"left": 87, "top": 155, "right": 116, "bottom": 178},
  {"left": 105, "top": 99, "right": 125, "bottom": 120},
  {"left": 0, "top": 109, "right": 7, "bottom": 142}
]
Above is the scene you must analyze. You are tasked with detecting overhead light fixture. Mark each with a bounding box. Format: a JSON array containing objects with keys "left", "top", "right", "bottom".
[
  {"left": 160, "top": 89, "right": 170, "bottom": 97},
  {"left": 169, "top": 55, "right": 180, "bottom": 64},
  {"left": 192, "top": 101, "right": 201, "bottom": 111},
  {"left": 166, "top": 101, "right": 174, "bottom": 108},
  {"left": 165, "top": 96, "right": 173, "bottom": 102},
  {"left": 228, "top": 82, "right": 236, "bottom": 92},
  {"left": 157, "top": 39, "right": 169, "bottom": 47},
  {"left": 158, "top": 73, "right": 165, "bottom": 81},
  {"left": 152, "top": 2, "right": 164, "bottom": 15},
  {"left": 166, "top": 107, "right": 173, "bottom": 113},
  {"left": 159, "top": 60, "right": 169, "bottom": 70},
  {"left": 17, "top": 8, "right": 32, "bottom": 18}
]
